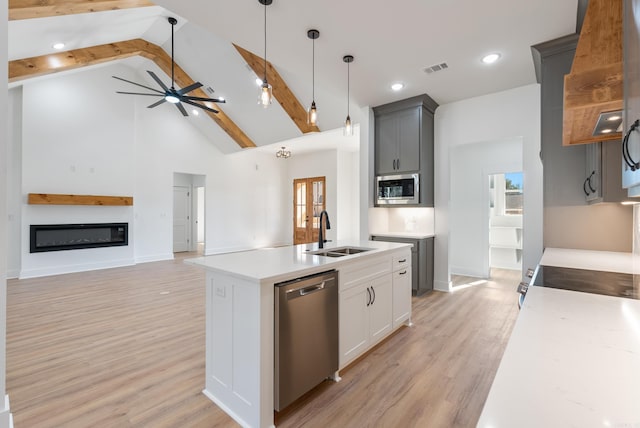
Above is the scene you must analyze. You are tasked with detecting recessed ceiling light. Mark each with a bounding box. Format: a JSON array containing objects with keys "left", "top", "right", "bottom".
[
  {"left": 255, "top": 77, "right": 263, "bottom": 86},
  {"left": 481, "top": 53, "right": 501, "bottom": 64},
  {"left": 52, "top": 42, "right": 65, "bottom": 50},
  {"left": 601, "top": 128, "right": 613, "bottom": 134},
  {"left": 391, "top": 82, "right": 404, "bottom": 91},
  {"left": 608, "top": 115, "right": 622, "bottom": 121},
  {"left": 192, "top": 109, "right": 200, "bottom": 116}
]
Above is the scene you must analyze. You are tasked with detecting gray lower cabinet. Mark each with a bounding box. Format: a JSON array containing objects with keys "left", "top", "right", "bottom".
[{"left": 370, "top": 235, "right": 434, "bottom": 296}]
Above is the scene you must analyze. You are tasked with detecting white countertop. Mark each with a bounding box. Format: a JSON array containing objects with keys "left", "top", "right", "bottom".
[
  {"left": 185, "top": 240, "right": 411, "bottom": 283},
  {"left": 477, "top": 285, "right": 640, "bottom": 428},
  {"left": 370, "top": 232, "right": 435, "bottom": 239},
  {"left": 540, "top": 247, "right": 640, "bottom": 274}
]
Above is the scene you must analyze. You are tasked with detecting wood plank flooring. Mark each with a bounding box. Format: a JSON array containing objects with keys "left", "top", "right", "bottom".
[{"left": 7, "top": 256, "right": 519, "bottom": 428}]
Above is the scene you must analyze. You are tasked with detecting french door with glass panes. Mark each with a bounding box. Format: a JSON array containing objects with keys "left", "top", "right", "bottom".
[{"left": 293, "top": 177, "right": 326, "bottom": 244}]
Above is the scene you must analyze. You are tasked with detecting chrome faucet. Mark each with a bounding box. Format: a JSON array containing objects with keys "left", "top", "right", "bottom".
[{"left": 318, "top": 210, "right": 331, "bottom": 249}]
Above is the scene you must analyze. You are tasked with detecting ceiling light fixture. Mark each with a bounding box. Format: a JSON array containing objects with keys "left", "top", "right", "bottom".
[
  {"left": 52, "top": 42, "right": 65, "bottom": 50},
  {"left": 307, "top": 29, "right": 320, "bottom": 126},
  {"left": 482, "top": 53, "right": 501, "bottom": 64},
  {"left": 343, "top": 55, "right": 354, "bottom": 137},
  {"left": 192, "top": 109, "right": 200, "bottom": 116},
  {"left": 276, "top": 146, "right": 291, "bottom": 159},
  {"left": 258, "top": 0, "right": 273, "bottom": 108},
  {"left": 391, "top": 82, "right": 404, "bottom": 91}
]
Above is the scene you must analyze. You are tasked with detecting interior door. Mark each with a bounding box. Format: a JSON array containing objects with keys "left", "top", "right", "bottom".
[
  {"left": 173, "top": 186, "right": 191, "bottom": 252},
  {"left": 293, "top": 177, "right": 326, "bottom": 245}
]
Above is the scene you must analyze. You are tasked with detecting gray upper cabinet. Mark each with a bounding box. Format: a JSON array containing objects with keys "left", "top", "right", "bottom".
[
  {"left": 376, "top": 108, "right": 420, "bottom": 174},
  {"left": 373, "top": 94, "right": 438, "bottom": 206}
]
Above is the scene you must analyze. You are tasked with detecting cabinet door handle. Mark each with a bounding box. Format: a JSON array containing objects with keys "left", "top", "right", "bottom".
[
  {"left": 366, "top": 287, "right": 371, "bottom": 307},
  {"left": 398, "top": 259, "right": 407, "bottom": 263},
  {"left": 371, "top": 286, "right": 376, "bottom": 305},
  {"left": 397, "top": 159, "right": 400, "bottom": 170},
  {"left": 399, "top": 270, "right": 407, "bottom": 275},
  {"left": 583, "top": 176, "right": 590, "bottom": 196},
  {"left": 623, "top": 119, "right": 640, "bottom": 171},
  {"left": 587, "top": 171, "right": 596, "bottom": 193},
  {"left": 393, "top": 159, "right": 396, "bottom": 170}
]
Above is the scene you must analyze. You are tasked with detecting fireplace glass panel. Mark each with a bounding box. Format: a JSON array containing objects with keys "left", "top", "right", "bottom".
[{"left": 30, "top": 223, "right": 128, "bottom": 253}]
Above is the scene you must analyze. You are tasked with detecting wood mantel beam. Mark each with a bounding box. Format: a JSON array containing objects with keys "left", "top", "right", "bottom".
[
  {"left": 9, "top": 0, "right": 155, "bottom": 20},
  {"left": 9, "top": 39, "right": 256, "bottom": 149},
  {"left": 234, "top": 44, "right": 320, "bottom": 134}
]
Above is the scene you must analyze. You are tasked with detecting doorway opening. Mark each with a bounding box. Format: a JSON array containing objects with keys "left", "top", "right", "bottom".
[
  {"left": 488, "top": 172, "right": 523, "bottom": 271},
  {"left": 173, "top": 173, "right": 205, "bottom": 255},
  {"left": 293, "top": 176, "right": 326, "bottom": 244}
]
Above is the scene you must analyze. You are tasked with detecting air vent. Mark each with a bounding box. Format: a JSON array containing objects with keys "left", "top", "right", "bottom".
[{"left": 423, "top": 62, "right": 449, "bottom": 74}]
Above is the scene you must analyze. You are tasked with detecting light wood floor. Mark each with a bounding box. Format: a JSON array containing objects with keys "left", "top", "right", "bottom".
[{"left": 7, "top": 256, "right": 520, "bottom": 428}]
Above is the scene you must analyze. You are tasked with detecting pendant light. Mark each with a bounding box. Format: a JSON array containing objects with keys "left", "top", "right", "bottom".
[
  {"left": 258, "top": 0, "right": 273, "bottom": 107},
  {"left": 307, "top": 29, "right": 320, "bottom": 126},
  {"left": 276, "top": 146, "right": 291, "bottom": 159},
  {"left": 343, "top": 55, "right": 354, "bottom": 137}
]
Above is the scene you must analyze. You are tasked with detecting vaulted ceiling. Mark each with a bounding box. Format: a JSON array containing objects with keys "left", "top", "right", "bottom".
[{"left": 8, "top": 0, "right": 579, "bottom": 153}]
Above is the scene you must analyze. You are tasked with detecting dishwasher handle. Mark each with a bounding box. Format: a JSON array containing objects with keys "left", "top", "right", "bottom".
[{"left": 286, "top": 281, "right": 327, "bottom": 299}]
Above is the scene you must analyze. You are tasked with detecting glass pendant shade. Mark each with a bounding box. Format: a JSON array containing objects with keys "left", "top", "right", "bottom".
[
  {"left": 344, "top": 115, "right": 353, "bottom": 136},
  {"left": 259, "top": 81, "right": 272, "bottom": 107},
  {"left": 307, "top": 101, "right": 318, "bottom": 126}
]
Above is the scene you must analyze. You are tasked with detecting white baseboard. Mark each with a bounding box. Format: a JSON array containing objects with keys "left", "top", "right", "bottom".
[
  {"left": 6, "top": 269, "right": 18, "bottom": 280},
  {"left": 0, "top": 395, "right": 12, "bottom": 428},
  {"left": 434, "top": 279, "right": 451, "bottom": 293},
  {"left": 134, "top": 253, "right": 174, "bottom": 264},
  {"left": 19, "top": 258, "right": 135, "bottom": 279},
  {"left": 450, "top": 265, "right": 487, "bottom": 278}
]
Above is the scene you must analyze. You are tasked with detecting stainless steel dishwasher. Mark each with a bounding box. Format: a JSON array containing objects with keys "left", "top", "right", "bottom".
[{"left": 274, "top": 269, "right": 338, "bottom": 411}]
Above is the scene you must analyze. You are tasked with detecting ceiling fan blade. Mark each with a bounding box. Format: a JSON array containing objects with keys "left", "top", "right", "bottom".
[
  {"left": 178, "top": 82, "right": 203, "bottom": 95},
  {"left": 112, "top": 75, "right": 164, "bottom": 94},
  {"left": 182, "top": 95, "right": 226, "bottom": 103},
  {"left": 176, "top": 102, "right": 189, "bottom": 116},
  {"left": 182, "top": 99, "right": 219, "bottom": 114},
  {"left": 148, "top": 98, "right": 167, "bottom": 109},
  {"left": 116, "top": 91, "right": 164, "bottom": 97},
  {"left": 147, "top": 71, "right": 170, "bottom": 92}
]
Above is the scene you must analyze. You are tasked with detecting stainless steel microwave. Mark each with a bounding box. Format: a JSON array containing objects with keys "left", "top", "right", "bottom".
[{"left": 376, "top": 173, "right": 420, "bottom": 205}]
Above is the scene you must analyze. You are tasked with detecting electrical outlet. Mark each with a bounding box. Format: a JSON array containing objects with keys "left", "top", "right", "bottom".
[{"left": 215, "top": 286, "right": 226, "bottom": 298}]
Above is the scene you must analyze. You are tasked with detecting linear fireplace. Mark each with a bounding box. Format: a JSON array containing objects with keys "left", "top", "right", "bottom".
[{"left": 30, "top": 223, "right": 128, "bottom": 253}]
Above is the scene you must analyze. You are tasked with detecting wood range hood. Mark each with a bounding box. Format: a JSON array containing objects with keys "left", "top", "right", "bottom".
[{"left": 563, "top": 0, "right": 623, "bottom": 146}]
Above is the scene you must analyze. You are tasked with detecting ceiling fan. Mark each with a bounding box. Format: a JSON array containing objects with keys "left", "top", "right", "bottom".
[{"left": 112, "top": 17, "right": 225, "bottom": 117}]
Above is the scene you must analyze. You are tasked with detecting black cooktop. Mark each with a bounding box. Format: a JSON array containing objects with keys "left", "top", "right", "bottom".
[{"left": 532, "top": 265, "right": 640, "bottom": 300}]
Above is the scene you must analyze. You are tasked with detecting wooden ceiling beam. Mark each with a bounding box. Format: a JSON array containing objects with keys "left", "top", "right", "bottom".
[
  {"left": 9, "top": 39, "right": 256, "bottom": 148},
  {"left": 234, "top": 44, "right": 320, "bottom": 134},
  {"left": 9, "top": 0, "right": 155, "bottom": 20}
]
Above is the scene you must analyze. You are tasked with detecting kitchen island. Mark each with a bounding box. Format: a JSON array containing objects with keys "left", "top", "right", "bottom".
[
  {"left": 477, "top": 248, "right": 640, "bottom": 427},
  {"left": 186, "top": 240, "right": 412, "bottom": 428}
]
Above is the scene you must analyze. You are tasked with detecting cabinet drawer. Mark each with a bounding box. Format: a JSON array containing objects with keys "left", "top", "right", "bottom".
[
  {"left": 340, "top": 255, "right": 392, "bottom": 292},
  {"left": 393, "top": 252, "right": 410, "bottom": 271}
]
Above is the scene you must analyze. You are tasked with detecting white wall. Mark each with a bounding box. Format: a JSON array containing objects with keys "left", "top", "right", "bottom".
[
  {"left": 449, "top": 138, "right": 523, "bottom": 277},
  {"left": 336, "top": 150, "right": 360, "bottom": 240},
  {"left": 1, "top": 0, "right": 11, "bottom": 422},
  {"left": 435, "top": 84, "right": 542, "bottom": 291},
  {"left": 19, "top": 65, "right": 136, "bottom": 277},
  {"left": 7, "top": 88, "right": 21, "bottom": 278},
  {"left": 8, "top": 62, "right": 290, "bottom": 276}
]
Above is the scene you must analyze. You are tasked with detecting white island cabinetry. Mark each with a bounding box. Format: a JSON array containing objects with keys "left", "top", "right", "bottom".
[{"left": 186, "top": 240, "right": 412, "bottom": 428}]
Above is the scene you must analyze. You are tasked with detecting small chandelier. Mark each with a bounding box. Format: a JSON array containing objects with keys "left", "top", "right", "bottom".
[
  {"left": 343, "top": 54, "right": 354, "bottom": 137},
  {"left": 258, "top": 0, "right": 273, "bottom": 107},
  {"left": 276, "top": 146, "right": 291, "bottom": 159},
  {"left": 307, "top": 29, "right": 320, "bottom": 126}
]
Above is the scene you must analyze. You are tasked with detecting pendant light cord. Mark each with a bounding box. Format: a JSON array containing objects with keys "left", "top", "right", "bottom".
[
  {"left": 347, "top": 61, "right": 350, "bottom": 115},
  {"left": 312, "top": 38, "right": 315, "bottom": 101},
  {"left": 263, "top": 1, "right": 267, "bottom": 82},
  {"left": 171, "top": 21, "right": 175, "bottom": 89}
]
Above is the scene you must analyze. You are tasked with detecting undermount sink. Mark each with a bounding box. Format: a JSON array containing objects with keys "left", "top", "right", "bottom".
[{"left": 306, "top": 246, "right": 373, "bottom": 258}]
